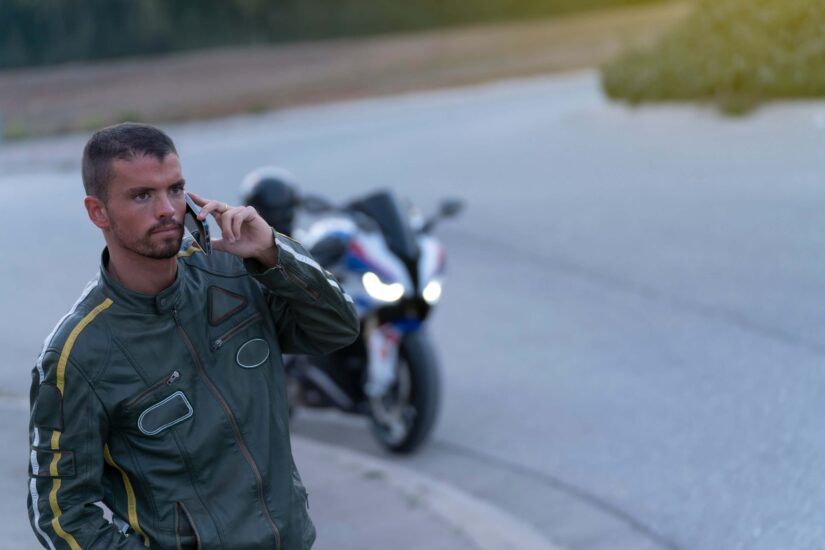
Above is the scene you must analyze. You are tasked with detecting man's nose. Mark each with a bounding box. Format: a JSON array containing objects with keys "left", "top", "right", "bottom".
[{"left": 155, "top": 194, "right": 176, "bottom": 218}]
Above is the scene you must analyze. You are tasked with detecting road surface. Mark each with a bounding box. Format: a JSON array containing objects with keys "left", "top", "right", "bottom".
[{"left": 3, "top": 71, "right": 825, "bottom": 549}]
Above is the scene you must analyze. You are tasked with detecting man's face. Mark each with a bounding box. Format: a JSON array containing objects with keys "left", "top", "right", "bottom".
[{"left": 104, "top": 153, "right": 186, "bottom": 260}]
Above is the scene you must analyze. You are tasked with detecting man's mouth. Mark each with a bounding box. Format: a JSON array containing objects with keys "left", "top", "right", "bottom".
[{"left": 151, "top": 223, "right": 182, "bottom": 235}]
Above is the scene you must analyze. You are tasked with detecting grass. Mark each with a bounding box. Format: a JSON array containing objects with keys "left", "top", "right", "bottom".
[
  {"left": 601, "top": 0, "right": 825, "bottom": 113},
  {"left": 3, "top": 121, "right": 29, "bottom": 141}
]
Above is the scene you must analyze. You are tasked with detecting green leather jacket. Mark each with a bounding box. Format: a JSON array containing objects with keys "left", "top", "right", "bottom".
[{"left": 28, "top": 232, "right": 359, "bottom": 549}]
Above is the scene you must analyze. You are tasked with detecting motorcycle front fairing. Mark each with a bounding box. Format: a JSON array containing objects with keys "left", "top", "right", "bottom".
[{"left": 290, "top": 191, "right": 446, "bottom": 428}]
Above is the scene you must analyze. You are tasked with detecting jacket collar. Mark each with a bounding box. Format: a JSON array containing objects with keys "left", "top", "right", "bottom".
[{"left": 98, "top": 248, "right": 185, "bottom": 315}]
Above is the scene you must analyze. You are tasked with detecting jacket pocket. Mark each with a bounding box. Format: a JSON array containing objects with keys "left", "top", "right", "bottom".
[
  {"left": 175, "top": 501, "right": 198, "bottom": 550},
  {"left": 124, "top": 370, "right": 182, "bottom": 410},
  {"left": 138, "top": 391, "right": 193, "bottom": 436},
  {"left": 175, "top": 499, "right": 221, "bottom": 550},
  {"left": 292, "top": 466, "right": 316, "bottom": 549},
  {"left": 210, "top": 312, "right": 263, "bottom": 351}
]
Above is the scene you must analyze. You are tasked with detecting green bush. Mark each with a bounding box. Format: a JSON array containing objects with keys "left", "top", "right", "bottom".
[
  {"left": 601, "top": 0, "right": 825, "bottom": 113},
  {"left": 0, "top": 0, "right": 662, "bottom": 69}
]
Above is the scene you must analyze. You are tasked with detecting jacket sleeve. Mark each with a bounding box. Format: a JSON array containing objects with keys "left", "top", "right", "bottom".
[
  {"left": 28, "top": 352, "right": 145, "bottom": 549},
  {"left": 245, "top": 230, "right": 360, "bottom": 355}
]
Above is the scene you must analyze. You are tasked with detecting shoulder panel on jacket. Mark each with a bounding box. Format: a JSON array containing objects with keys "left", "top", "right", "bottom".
[{"left": 35, "top": 277, "right": 112, "bottom": 386}]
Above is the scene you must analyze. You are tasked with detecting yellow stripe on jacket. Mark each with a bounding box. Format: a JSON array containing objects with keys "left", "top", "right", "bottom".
[
  {"left": 104, "top": 445, "right": 150, "bottom": 547},
  {"left": 48, "top": 298, "right": 113, "bottom": 550}
]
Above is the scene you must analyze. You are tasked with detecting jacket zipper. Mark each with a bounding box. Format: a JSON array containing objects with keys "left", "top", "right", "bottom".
[
  {"left": 211, "top": 312, "right": 263, "bottom": 351},
  {"left": 277, "top": 264, "right": 320, "bottom": 301},
  {"left": 125, "top": 370, "right": 181, "bottom": 409},
  {"left": 176, "top": 501, "right": 201, "bottom": 550},
  {"left": 172, "top": 308, "right": 281, "bottom": 550}
]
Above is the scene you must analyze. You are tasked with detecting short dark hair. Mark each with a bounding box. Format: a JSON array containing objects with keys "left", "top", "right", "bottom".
[{"left": 82, "top": 122, "right": 178, "bottom": 201}]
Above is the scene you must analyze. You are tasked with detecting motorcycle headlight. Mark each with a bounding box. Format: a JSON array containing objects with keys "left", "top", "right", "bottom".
[
  {"left": 362, "top": 272, "right": 405, "bottom": 303},
  {"left": 423, "top": 280, "right": 443, "bottom": 305}
]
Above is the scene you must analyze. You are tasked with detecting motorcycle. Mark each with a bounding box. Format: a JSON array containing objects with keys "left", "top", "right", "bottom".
[{"left": 286, "top": 189, "right": 463, "bottom": 453}]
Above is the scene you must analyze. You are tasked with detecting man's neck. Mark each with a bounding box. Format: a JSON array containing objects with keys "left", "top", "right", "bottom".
[{"left": 106, "top": 247, "right": 178, "bottom": 295}]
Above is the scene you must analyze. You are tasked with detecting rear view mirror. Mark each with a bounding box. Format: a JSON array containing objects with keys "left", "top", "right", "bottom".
[
  {"left": 423, "top": 197, "right": 465, "bottom": 232},
  {"left": 439, "top": 198, "right": 464, "bottom": 219}
]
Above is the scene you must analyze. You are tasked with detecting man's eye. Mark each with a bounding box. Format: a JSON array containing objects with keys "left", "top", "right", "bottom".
[
  {"left": 134, "top": 192, "right": 149, "bottom": 201},
  {"left": 170, "top": 187, "right": 183, "bottom": 196}
]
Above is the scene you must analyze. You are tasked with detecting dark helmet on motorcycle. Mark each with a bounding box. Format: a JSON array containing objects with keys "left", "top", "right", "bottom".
[{"left": 240, "top": 166, "right": 300, "bottom": 236}]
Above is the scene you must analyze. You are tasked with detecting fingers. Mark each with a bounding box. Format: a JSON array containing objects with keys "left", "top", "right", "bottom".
[
  {"left": 187, "top": 194, "right": 260, "bottom": 244},
  {"left": 196, "top": 199, "right": 229, "bottom": 222},
  {"left": 187, "top": 191, "right": 208, "bottom": 207},
  {"left": 211, "top": 238, "right": 226, "bottom": 252},
  {"left": 220, "top": 205, "right": 257, "bottom": 243},
  {"left": 232, "top": 209, "right": 245, "bottom": 241}
]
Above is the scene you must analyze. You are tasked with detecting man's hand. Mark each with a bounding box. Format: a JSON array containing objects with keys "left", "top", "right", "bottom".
[{"left": 188, "top": 192, "right": 278, "bottom": 267}]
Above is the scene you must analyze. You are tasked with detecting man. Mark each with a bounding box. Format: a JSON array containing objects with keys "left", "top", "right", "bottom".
[{"left": 27, "top": 123, "right": 359, "bottom": 549}]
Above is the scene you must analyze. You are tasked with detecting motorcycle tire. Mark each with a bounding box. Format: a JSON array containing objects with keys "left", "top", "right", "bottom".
[{"left": 368, "top": 329, "right": 441, "bottom": 454}]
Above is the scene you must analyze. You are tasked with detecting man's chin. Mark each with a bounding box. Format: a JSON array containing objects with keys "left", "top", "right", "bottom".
[
  {"left": 144, "top": 231, "right": 184, "bottom": 259},
  {"left": 149, "top": 247, "right": 181, "bottom": 260}
]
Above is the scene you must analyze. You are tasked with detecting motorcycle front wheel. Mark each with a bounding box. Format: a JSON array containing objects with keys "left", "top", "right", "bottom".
[{"left": 368, "top": 329, "right": 441, "bottom": 454}]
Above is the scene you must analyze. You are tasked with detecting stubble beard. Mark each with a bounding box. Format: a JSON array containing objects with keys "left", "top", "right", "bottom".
[{"left": 110, "top": 216, "right": 184, "bottom": 260}]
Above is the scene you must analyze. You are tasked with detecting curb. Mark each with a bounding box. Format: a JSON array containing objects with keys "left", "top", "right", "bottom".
[{"left": 293, "top": 435, "right": 564, "bottom": 550}]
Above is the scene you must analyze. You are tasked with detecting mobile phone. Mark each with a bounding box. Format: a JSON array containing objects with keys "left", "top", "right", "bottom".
[{"left": 184, "top": 193, "right": 211, "bottom": 254}]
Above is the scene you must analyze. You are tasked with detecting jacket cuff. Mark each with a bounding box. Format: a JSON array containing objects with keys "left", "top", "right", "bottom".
[{"left": 243, "top": 230, "right": 318, "bottom": 291}]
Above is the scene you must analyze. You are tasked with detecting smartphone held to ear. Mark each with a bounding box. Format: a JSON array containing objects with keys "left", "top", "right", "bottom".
[{"left": 184, "top": 193, "right": 211, "bottom": 254}]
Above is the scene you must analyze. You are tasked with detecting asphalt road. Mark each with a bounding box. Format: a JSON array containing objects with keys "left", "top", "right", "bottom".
[{"left": 3, "top": 71, "right": 825, "bottom": 550}]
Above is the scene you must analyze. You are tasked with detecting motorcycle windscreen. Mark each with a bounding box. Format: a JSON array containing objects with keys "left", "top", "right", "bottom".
[{"left": 348, "top": 191, "right": 420, "bottom": 263}]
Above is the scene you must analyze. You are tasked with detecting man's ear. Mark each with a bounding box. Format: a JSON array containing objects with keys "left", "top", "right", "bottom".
[{"left": 84, "top": 196, "right": 110, "bottom": 229}]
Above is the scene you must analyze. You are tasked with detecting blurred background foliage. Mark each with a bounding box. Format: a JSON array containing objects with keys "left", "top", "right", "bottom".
[
  {"left": 1, "top": 0, "right": 663, "bottom": 69},
  {"left": 601, "top": 0, "right": 825, "bottom": 113}
]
